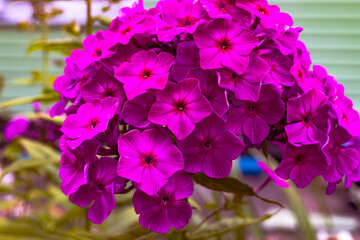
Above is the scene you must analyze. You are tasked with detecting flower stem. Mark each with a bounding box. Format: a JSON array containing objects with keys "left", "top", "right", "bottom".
[
  {"left": 254, "top": 176, "right": 271, "bottom": 193},
  {"left": 85, "top": 0, "right": 92, "bottom": 35}
]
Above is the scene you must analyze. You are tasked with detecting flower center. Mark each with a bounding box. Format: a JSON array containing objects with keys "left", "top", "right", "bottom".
[
  {"left": 232, "top": 72, "right": 238, "bottom": 80},
  {"left": 204, "top": 141, "right": 212, "bottom": 148},
  {"left": 162, "top": 197, "right": 169, "bottom": 203},
  {"left": 144, "top": 155, "right": 153, "bottom": 164},
  {"left": 248, "top": 106, "right": 255, "bottom": 111},
  {"left": 121, "top": 26, "right": 132, "bottom": 35},
  {"left": 218, "top": 0, "right": 226, "bottom": 9},
  {"left": 90, "top": 120, "right": 98, "bottom": 129},
  {"left": 177, "top": 103, "right": 185, "bottom": 112},
  {"left": 94, "top": 48, "right": 102, "bottom": 57},
  {"left": 220, "top": 40, "right": 230, "bottom": 50},
  {"left": 296, "top": 156, "right": 302, "bottom": 162},
  {"left": 304, "top": 116, "right": 311, "bottom": 123},
  {"left": 142, "top": 70, "right": 151, "bottom": 79}
]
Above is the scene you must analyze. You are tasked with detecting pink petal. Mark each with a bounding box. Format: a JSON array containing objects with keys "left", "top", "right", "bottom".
[
  {"left": 167, "top": 201, "right": 192, "bottom": 229},
  {"left": 87, "top": 185, "right": 116, "bottom": 224}
]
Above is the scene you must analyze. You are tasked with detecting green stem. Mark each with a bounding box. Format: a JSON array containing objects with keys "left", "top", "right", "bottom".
[{"left": 85, "top": 0, "right": 92, "bottom": 35}]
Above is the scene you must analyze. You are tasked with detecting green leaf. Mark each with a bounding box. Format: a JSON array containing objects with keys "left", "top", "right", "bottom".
[
  {"left": 107, "top": 224, "right": 159, "bottom": 240},
  {"left": 192, "top": 173, "right": 283, "bottom": 208},
  {"left": 27, "top": 40, "right": 82, "bottom": 55},
  {"left": 192, "top": 173, "right": 255, "bottom": 196},
  {"left": 0, "top": 138, "right": 60, "bottom": 182},
  {"left": 188, "top": 210, "right": 280, "bottom": 240}
]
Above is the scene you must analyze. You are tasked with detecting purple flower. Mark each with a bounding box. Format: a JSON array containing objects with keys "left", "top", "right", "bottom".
[
  {"left": 59, "top": 140, "right": 100, "bottom": 195},
  {"left": 186, "top": 68, "right": 229, "bottom": 116},
  {"left": 148, "top": 78, "right": 213, "bottom": 140},
  {"left": 81, "top": 68, "right": 126, "bottom": 103},
  {"left": 199, "top": 0, "right": 251, "bottom": 23},
  {"left": 117, "top": 128, "right": 183, "bottom": 195},
  {"left": 115, "top": 50, "right": 175, "bottom": 100},
  {"left": 322, "top": 120, "right": 360, "bottom": 182},
  {"left": 69, "top": 32, "right": 115, "bottom": 70},
  {"left": 133, "top": 171, "right": 193, "bottom": 233},
  {"left": 69, "top": 157, "right": 126, "bottom": 224},
  {"left": 157, "top": 0, "right": 208, "bottom": 35},
  {"left": 226, "top": 84, "right": 285, "bottom": 144},
  {"left": 257, "top": 161, "right": 289, "bottom": 188},
  {"left": 332, "top": 96, "right": 360, "bottom": 137},
  {"left": 102, "top": 13, "right": 154, "bottom": 45},
  {"left": 285, "top": 88, "right": 330, "bottom": 145},
  {"left": 236, "top": 0, "right": 293, "bottom": 30},
  {"left": 218, "top": 52, "right": 269, "bottom": 102},
  {"left": 262, "top": 51, "right": 295, "bottom": 87},
  {"left": 170, "top": 41, "right": 200, "bottom": 82},
  {"left": 4, "top": 116, "right": 30, "bottom": 142},
  {"left": 122, "top": 91, "right": 155, "bottom": 128},
  {"left": 61, "top": 97, "right": 119, "bottom": 150},
  {"left": 193, "top": 18, "right": 258, "bottom": 74},
  {"left": 177, "top": 113, "right": 244, "bottom": 178},
  {"left": 275, "top": 142, "right": 328, "bottom": 188}
]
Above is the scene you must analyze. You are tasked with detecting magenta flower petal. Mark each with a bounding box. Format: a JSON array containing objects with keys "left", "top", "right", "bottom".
[
  {"left": 133, "top": 171, "right": 193, "bottom": 233},
  {"left": 117, "top": 128, "right": 183, "bottom": 195},
  {"left": 257, "top": 161, "right": 290, "bottom": 188},
  {"left": 178, "top": 113, "right": 244, "bottom": 178},
  {"left": 149, "top": 78, "right": 212, "bottom": 140},
  {"left": 194, "top": 19, "right": 258, "bottom": 74}
]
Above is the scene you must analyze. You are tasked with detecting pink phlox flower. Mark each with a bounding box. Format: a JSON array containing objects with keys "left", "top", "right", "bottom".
[
  {"left": 218, "top": 52, "right": 269, "bottom": 102},
  {"left": 118, "top": 0, "right": 145, "bottom": 18},
  {"left": 117, "top": 128, "right": 184, "bottom": 195},
  {"left": 332, "top": 96, "right": 360, "bottom": 137},
  {"left": 322, "top": 120, "right": 360, "bottom": 184},
  {"left": 226, "top": 83, "right": 285, "bottom": 144},
  {"left": 193, "top": 18, "right": 258, "bottom": 74},
  {"left": 236, "top": 0, "right": 293, "bottom": 30},
  {"left": 177, "top": 113, "right": 244, "bottom": 178},
  {"left": 275, "top": 142, "right": 328, "bottom": 188},
  {"left": 157, "top": 0, "right": 208, "bottom": 35},
  {"left": 186, "top": 68, "right": 229, "bottom": 116},
  {"left": 69, "top": 32, "right": 115, "bottom": 70},
  {"left": 69, "top": 157, "right": 126, "bottom": 224},
  {"left": 261, "top": 50, "right": 295, "bottom": 87},
  {"left": 102, "top": 13, "right": 155, "bottom": 45},
  {"left": 4, "top": 116, "right": 30, "bottom": 142},
  {"left": 285, "top": 88, "right": 330, "bottom": 145},
  {"left": 199, "top": 0, "right": 251, "bottom": 23},
  {"left": 59, "top": 139, "right": 100, "bottom": 195},
  {"left": 101, "top": 41, "right": 139, "bottom": 68},
  {"left": 133, "top": 171, "right": 193, "bottom": 233},
  {"left": 96, "top": 116, "right": 121, "bottom": 156},
  {"left": 170, "top": 41, "right": 200, "bottom": 82},
  {"left": 122, "top": 91, "right": 155, "bottom": 128},
  {"left": 81, "top": 68, "right": 126, "bottom": 104},
  {"left": 115, "top": 50, "right": 175, "bottom": 100},
  {"left": 148, "top": 78, "right": 213, "bottom": 140},
  {"left": 61, "top": 97, "right": 119, "bottom": 150},
  {"left": 257, "top": 161, "right": 290, "bottom": 188}
]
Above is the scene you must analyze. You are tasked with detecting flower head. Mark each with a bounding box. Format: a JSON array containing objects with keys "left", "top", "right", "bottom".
[
  {"left": 69, "top": 157, "right": 126, "bottom": 224},
  {"left": 275, "top": 142, "right": 328, "bottom": 188},
  {"left": 177, "top": 113, "right": 244, "bottom": 178},
  {"left": 61, "top": 97, "right": 119, "bottom": 149},
  {"left": 148, "top": 78, "right": 213, "bottom": 140},
  {"left": 115, "top": 50, "right": 175, "bottom": 100},
  {"left": 226, "top": 84, "right": 285, "bottom": 144},
  {"left": 117, "top": 128, "right": 183, "bottom": 195},
  {"left": 133, "top": 171, "right": 193, "bottom": 233},
  {"left": 194, "top": 18, "right": 258, "bottom": 74}
]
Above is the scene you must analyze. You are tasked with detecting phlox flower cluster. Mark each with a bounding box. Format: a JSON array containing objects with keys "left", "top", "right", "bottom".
[{"left": 52, "top": 0, "right": 360, "bottom": 233}]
